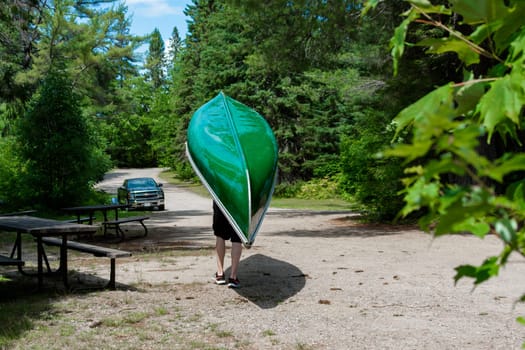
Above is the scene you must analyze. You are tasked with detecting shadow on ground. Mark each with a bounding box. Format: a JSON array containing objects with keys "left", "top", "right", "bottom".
[
  {"left": 225, "top": 253, "right": 306, "bottom": 309},
  {"left": 0, "top": 269, "right": 137, "bottom": 298}
]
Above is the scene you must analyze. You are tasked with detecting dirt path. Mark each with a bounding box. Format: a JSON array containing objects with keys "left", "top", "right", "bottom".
[
  {"left": 3, "top": 168, "right": 525, "bottom": 349},
  {"left": 87, "top": 168, "right": 525, "bottom": 349}
]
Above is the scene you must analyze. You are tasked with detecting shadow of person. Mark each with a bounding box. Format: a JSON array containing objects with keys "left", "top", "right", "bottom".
[{"left": 224, "top": 253, "right": 306, "bottom": 309}]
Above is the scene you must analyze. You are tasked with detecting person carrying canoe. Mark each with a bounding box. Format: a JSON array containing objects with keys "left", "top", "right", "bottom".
[{"left": 212, "top": 201, "right": 242, "bottom": 288}]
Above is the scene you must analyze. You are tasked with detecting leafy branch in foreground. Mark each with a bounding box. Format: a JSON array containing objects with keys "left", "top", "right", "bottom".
[{"left": 370, "top": 0, "right": 525, "bottom": 312}]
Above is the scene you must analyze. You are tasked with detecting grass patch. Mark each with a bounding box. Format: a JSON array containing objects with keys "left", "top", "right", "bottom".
[
  {"left": 102, "top": 311, "right": 150, "bottom": 327},
  {"left": 160, "top": 169, "right": 358, "bottom": 212},
  {"left": 0, "top": 294, "right": 54, "bottom": 349},
  {"left": 269, "top": 197, "right": 357, "bottom": 211},
  {"left": 159, "top": 170, "right": 211, "bottom": 198},
  {"left": 262, "top": 329, "right": 276, "bottom": 337},
  {"left": 187, "top": 340, "right": 226, "bottom": 350},
  {"left": 155, "top": 306, "right": 168, "bottom": 316}
]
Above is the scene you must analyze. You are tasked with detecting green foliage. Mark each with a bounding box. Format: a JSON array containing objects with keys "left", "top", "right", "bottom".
[
  {"left": 0, "top": 136, "right": 25, "bottom": 210},
  {"left": 105, "top": 113, "right": 156, "bottom": 168},
  {"left": 380, "top": 0, "right": 525, "bottom": 308},
  {"left": 273, "top": 182, "right": 301, "bottom": 198},
  {"left": 172, "top": 0, "right": 361, "bottom": 184},
  {"left": 336, "top": 2, "right": 423, "bottom": 221},
  {"left": 16, "top": 70, "right": 110, "bottom": 209},
  {"left": 0, "top": 0, "right": 145, "bottom": 170},
  {"left": 145, "top": 28, "right": 166, "bottom": 88},
  {"left": 274, "top": 177, "right": 346, "bottom": 201},
  {"left": 340, "top": 129, "right": 405, "bottom": 220},
  {"left": 295, "top": 178, "right": 343, "bottom": 200}
]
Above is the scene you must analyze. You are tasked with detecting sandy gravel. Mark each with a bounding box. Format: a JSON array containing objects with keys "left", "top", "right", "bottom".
[
  {"left": 88, "top": 168, "right": 525, "bottom": 349},
  {"left": 3, "top": 168, "right": 525, "bottom": 349}
]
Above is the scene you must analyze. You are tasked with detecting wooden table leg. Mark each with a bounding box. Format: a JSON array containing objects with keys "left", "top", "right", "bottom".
[
  {"left": 36, "top": 235, "right": 43, "bottom": 289},
  {"left": 103, "top": 210, "right": 109, "bottom": 236},
  {"left": 12, "top": 232, "right": 24, "bottom": 274},
  {"left": 60, "top": 234, "right": 68, "bottom": 288},
  {"left": 10, "top": 232, "right": 21, "bottom": 259}
]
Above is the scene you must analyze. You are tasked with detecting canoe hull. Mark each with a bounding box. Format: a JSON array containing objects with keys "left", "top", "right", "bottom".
[{"left": 186, "top": 92, "right": 278, "bottom": 246}]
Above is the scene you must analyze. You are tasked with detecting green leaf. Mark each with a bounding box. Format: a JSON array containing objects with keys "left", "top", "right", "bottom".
[
  {"left": 400, "top": 177, "right": 440, "bottom": 217},
  {"left": 434, "top": 188, "right": 492, "bottom": 236},
  {"left": 454, "top": 264, "right": 476, "bottom": 284},
  {"left": 454, "top": 80, "right": 486, "bottom": 116},
  {"left": 440, "top": 185, "right": 467, "bottom": 209},
  {"left": 454, "top": 256, "right": 499, "bottom": 285},
  {"left": 519, "top": 293, "right": 525, "bottom": 304},
  {"left": 417, "top": 37, "right": 479, "bottom": 66},
  {"left": 509, "top": 29, "right": 525, "bottom": 61},
  {"left": 498, "top": 10, "right": 525, "bottom": 56},
  {"left": 478, "top": 73, "right": 525, "bottom": 139},
  {"left": 407, "top": 0, "right": 433, "bottom": 8},
  {"left": 469, "top": 22, "right": 503, "bottom": 46},
  {"left": 488, "top": 154, "right": 525, "bottom": 182},
  {"left": 439, "top": 125, "right": 485, "bottom": 162},
  {"left": 449, "top": 0, "right": 510, "bottom": 25},
  {"left": 390, "top": 10, "right": 420, "bottom": 76},
  {"left": 494, "top": 218, "right": 517, "bottom": 244},
  {"left": 452, "top": 217, "right": 490, "bottom": 237},
  {"left": 408, "top": 0, "right": 451, "bottom": 14},
  {"left": 361, "top": 0, "right": 381, "bottom": 16},
  {"left": 383, "top": 141, "right": 433, "bottom": 161},
  {"left": 393, "top": 83, "right": 455, "bottom": 136},
  {"left": 424, "top": 156, "right": 466, "bottom": 179},
  {"left": 505, "top": 180, "right": 525, "bottom": 211}
]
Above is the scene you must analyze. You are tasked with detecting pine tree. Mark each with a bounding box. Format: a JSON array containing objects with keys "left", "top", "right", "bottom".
[
  {"left": 17, "top": 68, "right": 110, "bottom": 208},
  {"left": 168, "top": 26, "right": 182, "bottom": 65},
  {"left": 145, "top": 28, "right": 166, "bottom": 89}
]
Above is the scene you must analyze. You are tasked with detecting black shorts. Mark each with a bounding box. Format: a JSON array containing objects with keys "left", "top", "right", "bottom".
[{"left": 213, "top": 202, "right": 241, "bottom": 243}]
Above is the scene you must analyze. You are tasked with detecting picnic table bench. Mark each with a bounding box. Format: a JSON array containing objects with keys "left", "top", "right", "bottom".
[
  {"left": 41, "top": 237, "right": 131, "bottom": 289},
  {"left": 0, "top": 211, "right": 32, "bottom": 267},
  {"left": 0, "top": 210, "right": 37, "bottom": 217},
  {"left": 0, "top": 215, "right": 97, "bottom": 289},
  {"left": 63, "top": 217, "right": 94, "bottom": 224},
  {"left": 0, "top": 254, "right": 24, "bottom": 266},
  {"left": 62, "top": 204, "right": 127, "bottom": 225},
  {"left": 102, "top": 216, "right": 149, "bottom": 240}
]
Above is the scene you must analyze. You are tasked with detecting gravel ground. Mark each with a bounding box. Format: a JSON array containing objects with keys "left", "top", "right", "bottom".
[{"left": 2, "top": 168, "right": 525, "bottom": 349}]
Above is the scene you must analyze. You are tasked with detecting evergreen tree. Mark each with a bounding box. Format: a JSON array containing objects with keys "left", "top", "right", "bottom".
[
  {"left": 145, "top": 28, "right": 166, "bottom": 89},
  {"left": 168, "top": 26, "right": 183, "bottom": 65},
  {"left": 0, "top": 0, "right": 44, "bottom": 103},
  {"left": 17, "top": 69, "right": 111, "bottom": 209},
  {"left": 106, "top": 3, "right": 142, "bottom": 90}
]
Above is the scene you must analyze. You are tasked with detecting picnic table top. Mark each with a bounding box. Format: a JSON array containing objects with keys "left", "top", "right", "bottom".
[
  {"left": 62, "top": 204, "right": 127, "bottom": 212},
  {"left": 0, "top": 215, "right": 98, "bottom": 234}
]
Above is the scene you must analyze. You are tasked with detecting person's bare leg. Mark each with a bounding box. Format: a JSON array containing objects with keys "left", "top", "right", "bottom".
[
  {"left": 216, "top": 236, "right": 226, "bottom": 276},
  {"left": 229, "top": 242, "right": 242, "bottom": 279}
]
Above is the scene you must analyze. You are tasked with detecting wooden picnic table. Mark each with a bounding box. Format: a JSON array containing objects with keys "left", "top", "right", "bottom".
[
  {"left": 0, "top": 215, "right": 97, "bottom": 289},
  {"left": 62, "top": 203, "right": 128, "bottom": 225}
]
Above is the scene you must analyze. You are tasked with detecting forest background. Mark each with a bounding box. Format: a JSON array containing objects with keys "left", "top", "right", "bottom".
[
  {"left": 0, "top": 0, "right": 416, "bottom": 219},
  {"left": 0, "top": 0, "right": 521, "bottom": 225}
]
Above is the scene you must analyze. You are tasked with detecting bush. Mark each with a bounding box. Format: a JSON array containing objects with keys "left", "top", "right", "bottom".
[
  {"left": 339, "top": 132, "right": 405, "bottom": 221},
  {"left": 274, "top": 182, "right": 301, "bottom": 198},
  {"left": 274, "top": 177, "right": 344, "bottom": 200}
]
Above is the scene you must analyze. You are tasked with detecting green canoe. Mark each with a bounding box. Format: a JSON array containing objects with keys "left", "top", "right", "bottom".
[{"left": 186, "top": 92, "right": 278, "bottom": 247}]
